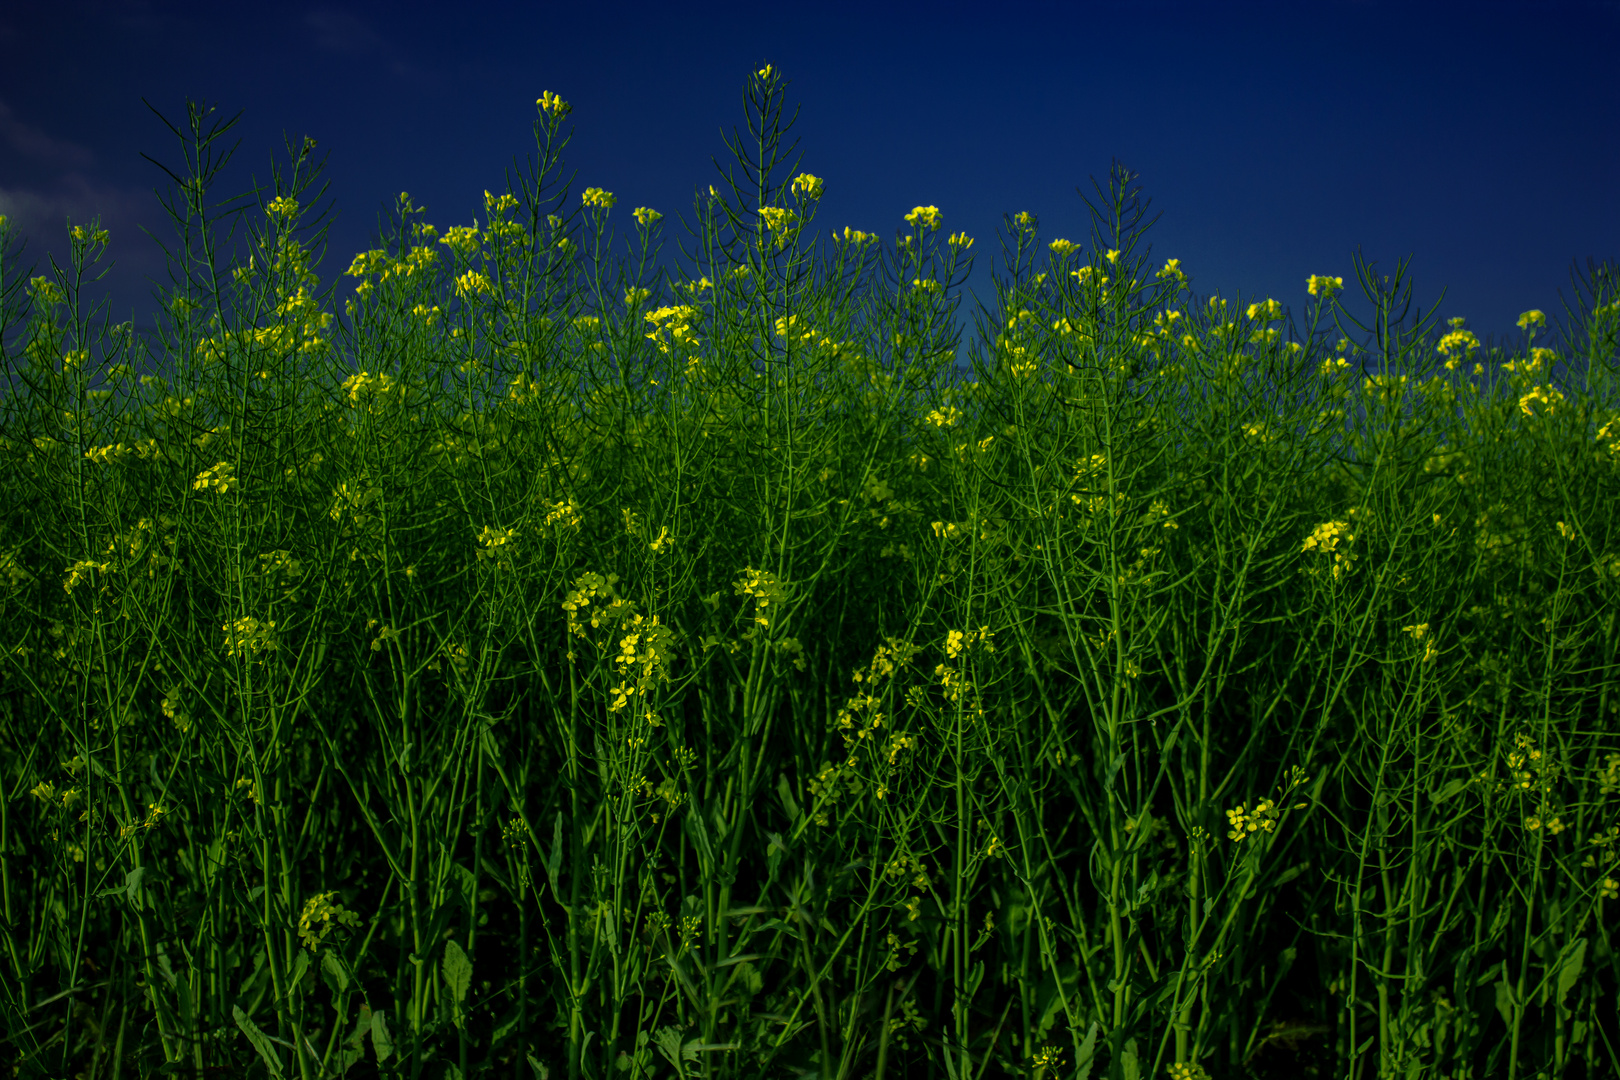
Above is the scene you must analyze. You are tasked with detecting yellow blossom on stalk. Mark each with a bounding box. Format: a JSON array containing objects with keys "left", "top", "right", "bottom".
[
  {"left": 223, "top": 616, "right": 277, "bottom": 659},
  {"left": 632, "top": 207, "right": 662, "bottom": 227},
  {"left": 904, "top": 205, "right": 942, "bottom": 231},
  {"left": 1432, "top": 326, "right": 1478, "bottom": 375},
  {"left": 1307, "top": 274, "right": 1344, "bottom": 299},
  {"left": 298, "top": 891, "right": 361, "bottom": 953},
  {"left": 758, "top": 205, "right": 798, "bottom": 237},
  {"left": 69, "top": 223, "right": 110, "bottom": 246},
  {"left": 948, "top": 231, "right": 974, "bottom": 251},
  {"left": 536, "top": 91, "right": 572, "bottom": 121},
  {"left": 28, "top": 277, "right": 66, "bottom": 307},
  {"left": 790, "top": 173, "right": 824, "bottom": 200},
  {"left": 1301, "top": 518, "right": 1358, "bottom": 581},
  {"left": 454, "top": 269, "right": 491, "bottom": 300},
  {"left": 1518, "top": 309, "right": 1546, "bottom": 331},
  {"left": 926, "top": 405, "right": 962, "bottom": 428},
  {"left": 582, "top": 187, "right": 616, "bottom": 210},
  {"left": 475, "top": 524, "right": 520, "bottom": 571},
  {"left": 1226, "top": 799, "right": 1282, "bottom": 841},
  {"left": 1525, "top": 346, "right": 1558, "bottom": 373},
  {"left": 1247, "top": 298, "right": 1284, "bottom": 322},
  {"left": 734, "top": 567, "right": 791, "bottom": 629},
  {"left": 439, "top": 224, "right": 481, "bottom": 257},
  {"left": 1519, "top": 384, "right": 1566, "bottom": 417},
  {"left": 775, "top": 313, "right": 815, "bottom": 341},
  {"left": 644, "top": 305, "right": 702, "bottom": 355},
  {"left": 192, "top": 461, "right": 238, "bottom": 495},
  {"left": 1318, "top": 356, "right": 1350, "bottom": 379},
  {"left": 1156, "top": 258, "right": 1188, "bottom": 286},
  {"left": 1033, "top": 1046, "right": 1066, "bottom": 1072},
  {"left": 1049, "top": 239, "right": 1078, "bottom": 259}
]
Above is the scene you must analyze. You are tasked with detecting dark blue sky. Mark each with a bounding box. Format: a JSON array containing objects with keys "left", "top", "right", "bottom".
[{"left": 2, "top": 0, "right": 1617, "bottom": 408}]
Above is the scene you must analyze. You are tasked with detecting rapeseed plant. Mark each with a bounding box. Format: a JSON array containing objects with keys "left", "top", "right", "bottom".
[{"left": 1, "top": 63, "right": 1618, "bottom": 1080}]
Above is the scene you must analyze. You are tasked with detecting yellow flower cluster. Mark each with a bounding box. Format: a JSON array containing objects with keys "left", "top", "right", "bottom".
[{"left": 298, "top": 891, "right": 361, "bottom": 953}]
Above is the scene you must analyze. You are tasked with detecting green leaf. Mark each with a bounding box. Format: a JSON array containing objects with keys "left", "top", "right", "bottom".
[
  {"left": 451, "top": 861, "right": 478, "bottom": 911},
  {"left": 1074, "top": 1020, "right": 1100, "bottom": 1080},
  {"left": 1130, "top": 870, "right": 1159, "bottom": 912},
  {"left": 155, "top": 942, "right": 176, "bottom": 987},
  {"left": 684, "top": 806, "right": 716, "bottom": 879},
  {"left": 238, "top": 948, "right": 269, "bottom": 998},
  {"left": 1557, "top": 937, "right": 1587, "bottom": 1008},
  {"left": 1495, "top": 977, "right": 1516, "bottom": 1030},
  {"left": 370, "top": 1008, "right": 394, "bottom": 1063},
  {"left": 1270, "top": 946, "right": 1298, "bottom": 989},
  {"left": 764, "top": 831, "right": 788, "bottom": 878},
  {"left": 1429, "top": 776, "right": 1471, "bottom": 804},
  {"left": 654, "top": 1026, "right": 690, "bottom": 1074},
  {"left": 1272, "top": 862, "right": 1309, "bottom": 888},
  {"left": 232, "top": 1006, "right": 285, "bottom": 1079},
  {"left": 1120, "top": 1037, "right": 1140, "bottom": 1080},
  {"left": 1159, "top": 722, "right": 1185, "bottom": 757},
  {"left": 344, "top": 1004, "right": 372, "bottom": 1050},
  {"left": 776, "top": 773, "right": 802, "bottom": 823},
  {"left": 321, "top": 950, "right": 350, "bottom": 994},
  {"left": 443, "top": 939, "right": 473, "bottom": 1028},
  {"left": 965, "top": 959, "right": 985, "bottom": 998},
  {"left": 526, "top": 1053, "right": 551, "bottom": 1078},
  {"left": 1034, "top": 959, "right": 1079, "bottom": 1037},
  {"left": 287, "top": 950, "right": 310, "bottom": 998},
  {"left": 125, "top": 866, "right": 145, "bottom": 908},
  {"left": 1103, "top": 752, "right": 1126, "bottom": 793},
  {"left": 544, "top": 813, "right": 565, "bottom": 899}
]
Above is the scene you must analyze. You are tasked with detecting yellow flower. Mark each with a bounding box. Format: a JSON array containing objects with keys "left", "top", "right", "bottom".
[
  {"left": 1307, "top": 274, "right": 1344, "bottom": 299},
  {"left": 1247, "top": 298, "right": 1284, "bottom": 322},
  {"left": 904, "top": 205, "right": 942, "bottom": 231},
  {"left": 790, "top": 173, "right": 824, "bottom": 200},
  {"left": 298, "top": 891, "right": 361, "bottom": 952},
  {"left": 536, "top": 91, "right": 572, "bottom": 121}
]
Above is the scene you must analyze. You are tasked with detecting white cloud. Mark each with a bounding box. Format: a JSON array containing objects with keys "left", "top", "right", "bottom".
[{"left": 0, "top": 100, "right": 96, "bottom": 170}]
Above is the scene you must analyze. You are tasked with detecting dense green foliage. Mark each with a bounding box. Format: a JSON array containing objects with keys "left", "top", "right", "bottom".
[{"left": 2, "top": 65, "right": 1619, "bottom": 1080}]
